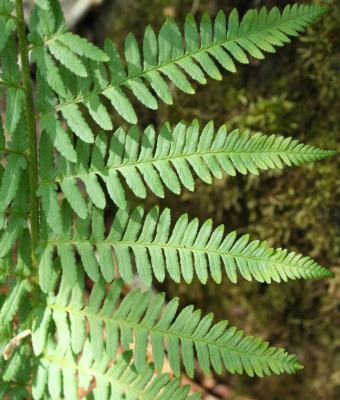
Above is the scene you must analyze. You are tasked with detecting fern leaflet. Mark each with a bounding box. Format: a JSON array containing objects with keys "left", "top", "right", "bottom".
[
  {"left": 32, "top": 4, "right": 328, "bottom": 149},
  {"left": 34, "top": 341, "right": 200, "bottom": 400},
  {"left": 38, "top": 204, "right": 331, "bottom": 289},
  {"left": 34, "top": 274, "right": 303, "bottom": 379},
  {"left": 37, "top": 120, "right": 335, "bottom": 220}
]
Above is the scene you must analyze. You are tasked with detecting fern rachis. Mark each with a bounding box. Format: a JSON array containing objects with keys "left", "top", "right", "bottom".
[{"left": 0, "top": 1, "right": 335, "bottom": 398}]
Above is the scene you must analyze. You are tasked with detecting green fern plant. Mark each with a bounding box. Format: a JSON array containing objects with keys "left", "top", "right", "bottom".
[{"left": 0, "top": 0, "right": 335, "bottom": 398}]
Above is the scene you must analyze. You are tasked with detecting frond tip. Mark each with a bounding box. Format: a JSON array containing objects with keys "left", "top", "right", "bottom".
[
  {"left": 38, "top": 205, "right": 332, "bottom": 291},
  {"left": 36, "top": 275, "right": 303, "bottom": 381},
  {"left": 34, "top": 342, "right": 200, "bottom": 400}
]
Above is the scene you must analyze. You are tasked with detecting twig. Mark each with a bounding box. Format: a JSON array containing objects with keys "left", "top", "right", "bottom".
[{"left": 2, "top": 329, "right": 31, "bottom": 360}]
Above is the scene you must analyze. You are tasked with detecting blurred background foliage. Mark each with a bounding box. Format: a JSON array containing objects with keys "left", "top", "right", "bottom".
[{"left": 76, "top": 0, "right": 340, "bottom": 398}]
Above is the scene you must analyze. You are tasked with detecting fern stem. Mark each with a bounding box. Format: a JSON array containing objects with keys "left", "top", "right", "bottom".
[{"left": 15, "top": 0, "right": 40, "bottom": 267}]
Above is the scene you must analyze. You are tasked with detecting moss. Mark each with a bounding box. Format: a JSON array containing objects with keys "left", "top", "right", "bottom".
[{"left": 88, "top": 0, "right": 340, "bottom": 398}]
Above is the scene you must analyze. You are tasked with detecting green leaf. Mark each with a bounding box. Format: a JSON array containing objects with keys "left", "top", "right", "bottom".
[
  {"left": 47, "top": 276, "right": 303, "bottom": 379},
  {"left": 37, "top": 183, "right": 62, "bottom": 234},
  {"left": 0, "top": 279, "right": 30, "bottom": 326},
  {"left": 32, "top": 307, "right": 52, "bottom": 355},
  {"left": 38, "top": 5, "right": 328, "bottom": 124},
  {"left": 35, "top": 0, "right": 49, "bottom": 10},
  {"left": 61, "top": 104, "right": 94, "bottom": 143},
  {"left": 84, "top": 95, "right": 113, "bottom": 131},
  {"left": 58, "top": 32, "right": 109, "bottom": 62},
  {"left": 40, "top": 121, "right": 335, "bottom": 214},
  {"left": 38, "top": 245, "right": 55, "bottom": 293},
  {"left": 103, "top": 86, "right": 137, "bottom": 124},
  {"left": 125, "top": 32, "right": 142, "bottom": 74},
  {"left": 57, "top": 244, "right": 77, "bottom": 287},
  {"left": 59, "top": 178, "right": 88, "bottom": 220},
  {"left": 0, "top": 11, "right": 15, "bottom": 53},
  {"left": 31, "top": 47, "right": 66, "bottom": 97},
  {"left": 40, "top": 204, "right": 332, "bottom": 287},
  {"left": 5, "top": 88, "right": 25, "bottom": 134},
  {"left": 48, "top": 40, "right": 87, "bottom": 77},
  {"left": 0, "top": 217, "right": 24, "bottom": 259},
  {"left": 41, "top": 114, "right": 77, "bottom": 162},
  {"left": 38, "top": 342, "right": 199, "bottom": 400},
  {"left": 0, "top": 154, "right": 26, "bottom": 213}
]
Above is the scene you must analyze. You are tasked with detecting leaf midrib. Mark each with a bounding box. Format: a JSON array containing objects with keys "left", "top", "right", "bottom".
[
  {"left": 41, "top": 147, "right": 328, "bottom": 185},
  {"left": 37, "top": 8, "right": 321, "bottom": 119},
  {"left": 43, "top": 236, "right": 317, "bottom": 277},
  {"left": 48, "top": 302, "right": 295, "bottom": 366}
]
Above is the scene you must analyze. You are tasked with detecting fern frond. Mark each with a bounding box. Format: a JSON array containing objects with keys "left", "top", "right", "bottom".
[
  {"left": 34, "top": 341, "right": 200, "bottom": 400},
  {"left": 0, "top": 341, "right": 32, "bottom": 399},
  {"left": 37, "top": 120, "right": 335, "bottom": 219},
  {"left": 0, "top": 35, "right": 25, "bottom": 135},
  {"left": 0, "top": 231, "right": 32, "bottom": 332},
  {"left": 38, "top": 274, "right": 303, "bottom": 379},
  {"left": 0, "top": 0, "right": 334, "bottom": 393},
  {"left": 0, "top": 154, "right": 26, "bottom": 215},
  {"left": 0, "top": 1, "right": 16, "bottom": 53},
  {"left": 36, "top": 4, "right": 327, "bottom": 130},
  {"left": 29, "top": 0, "right": 108, "bottom": 97},
  {"left": 0, "top": 35, "right": 29, "bottom": 228},
  {"left": 0, "top": 190, "right": 29, "bottom": 259},
  {"left": 0, "top": 120, "right": 29, "bottom": 258},
  {"left": 0, "top": 279, "right": 31, "bottom": 327},
  {"left": 0, "top": 236, "right": 33, "bottom": 395},
  {"left": 38, "top": 205, "right": 331, "bottom": 290},
  {"left": 35, "top": 72, "right": 78, "bottom": 162}
]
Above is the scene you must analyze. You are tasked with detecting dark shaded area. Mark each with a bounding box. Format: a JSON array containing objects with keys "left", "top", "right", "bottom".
[{"left": 78, "top": 0, "right": 340, "bottom": 399}]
